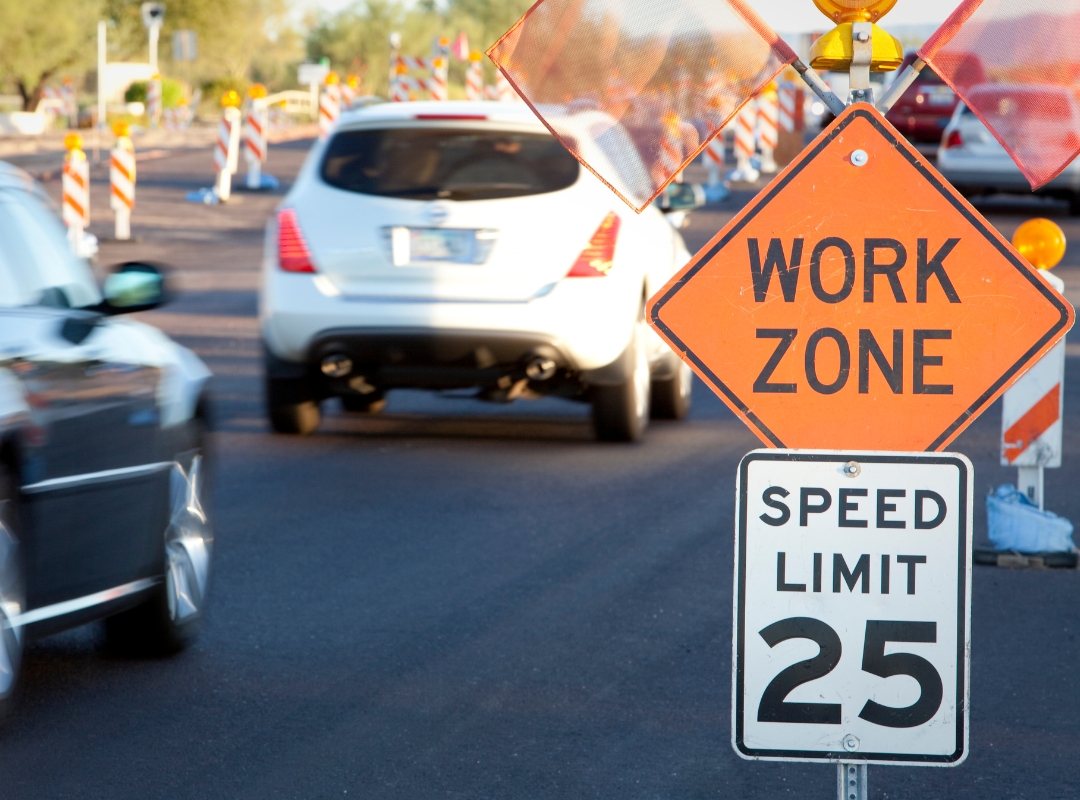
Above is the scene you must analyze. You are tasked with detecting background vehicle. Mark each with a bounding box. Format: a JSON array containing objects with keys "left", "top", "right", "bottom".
[
  {"left": 938, "top": 86, "right": 1080, "bottom": 212},
  {"left": 884, "top": 53, "right": 959, "bottom": 144},
  {"left": 261, "top": 101, "right": 697, "bottom": 441},
  {"left": 0, "top": 163, "right": 213, "bottom": 717}
]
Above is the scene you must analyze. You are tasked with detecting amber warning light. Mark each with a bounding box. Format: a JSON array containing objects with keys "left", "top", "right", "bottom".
[{"left": 567, "top": 213, "right": 621, "bottom": 277}]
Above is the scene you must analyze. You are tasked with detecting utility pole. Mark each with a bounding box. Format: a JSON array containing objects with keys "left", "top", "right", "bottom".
[
  {"left": 96, "top": 21, "right": 106, "bottom": 162},
  {"left": 141, "top": 3, "right": 165, "bottom": 71}
]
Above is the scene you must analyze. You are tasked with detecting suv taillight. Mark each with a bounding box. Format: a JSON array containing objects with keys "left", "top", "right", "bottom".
[
  {"left": 567, "top": 212, "right": 620, "bottom": 277},
  {"left": 944, "top": 130, "right": 964, "bottom": 149},
  {"left": 277, "top": 208, "right": 316, "bottom": 273}
]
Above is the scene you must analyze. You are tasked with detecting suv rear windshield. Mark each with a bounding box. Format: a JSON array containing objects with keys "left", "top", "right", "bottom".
[{"left": 321, "top": 128, "right": 580, "bottom": 201}]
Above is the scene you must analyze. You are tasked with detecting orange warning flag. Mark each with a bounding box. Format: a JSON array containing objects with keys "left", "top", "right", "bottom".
[
  {"left": 920, "top": 0, "right": 1080, "bottom": 189},
  {"left": 487, "top": 0, "right": 795, "bottom": 212}
]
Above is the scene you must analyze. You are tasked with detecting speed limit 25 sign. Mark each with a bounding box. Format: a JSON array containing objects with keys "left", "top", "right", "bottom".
[{"left": 732, "top": 451, "right": 972, "bottom": 765}]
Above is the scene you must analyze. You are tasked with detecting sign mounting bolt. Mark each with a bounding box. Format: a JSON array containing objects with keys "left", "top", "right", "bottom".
[
  {"left": 851, "top": 149, "right": 868, "bottom": 166},
  {"left": 842, "top": 734, "right": 860, "bottom": 751},
  {"left": 843, "top": 461, "right": 861, "bottom": 478}
]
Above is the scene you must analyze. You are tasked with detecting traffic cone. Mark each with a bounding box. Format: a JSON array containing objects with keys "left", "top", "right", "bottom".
[{"left": 110, "top": 122, "right": 136, "bottom": 241}]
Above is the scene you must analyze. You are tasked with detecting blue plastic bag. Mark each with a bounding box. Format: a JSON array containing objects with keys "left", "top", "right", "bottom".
[{"left": 986, "top": 484, "right": 1075, "bottom": 553}]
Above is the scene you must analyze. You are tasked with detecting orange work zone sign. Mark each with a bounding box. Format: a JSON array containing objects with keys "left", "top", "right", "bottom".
[{"left": 648, "top": 104, "right": 1074, "bottom": 451}]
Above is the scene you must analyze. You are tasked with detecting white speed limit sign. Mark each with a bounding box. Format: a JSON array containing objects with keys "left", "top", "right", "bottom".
[{"left": 732, "top": 451, "right": 972, "bottom": 765}]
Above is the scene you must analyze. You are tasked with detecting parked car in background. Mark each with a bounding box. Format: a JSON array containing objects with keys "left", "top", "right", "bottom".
[
  {"left": 0, "top": 162, "right": 214, "bottom": 717},
  {"left": 937, "top": 85, "right": 1080, "bottom": 213},
  {"left": 885, "top": 54, "right": 959, "bottom": 144},
  {"left": 261, "top": 101, "right": 697, "bottom": 441}
]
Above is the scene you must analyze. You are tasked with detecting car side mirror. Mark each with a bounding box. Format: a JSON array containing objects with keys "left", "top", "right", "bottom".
[
  {"left": 659, "top": 182, "right": 707, "bottom": 213},
  {"left": 102, "top": 262, "right": 168, "bottom": 314}
]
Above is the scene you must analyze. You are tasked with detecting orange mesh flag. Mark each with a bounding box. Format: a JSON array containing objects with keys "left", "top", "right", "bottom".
[
  {"left": 487, "top": 0, "right": 796, "bottom": 212},
  {"left": 920, "top": 0, "right": 1080, "bottom": 189}
]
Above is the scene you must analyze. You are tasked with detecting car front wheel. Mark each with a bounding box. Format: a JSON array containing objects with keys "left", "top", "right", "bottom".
[
  {"left": 0, "top": 465, "right": 23, "bottom": 721},
  {"left": 106, "top": 454, "right": 213, "bottom": 655},
  {"left": 592, "top": 316, "right": 651, "bottom": 442}
]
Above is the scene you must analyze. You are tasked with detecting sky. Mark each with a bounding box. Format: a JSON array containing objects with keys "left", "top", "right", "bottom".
[{"left": 302, "top": 0, "right": 969, "bottom": 33}]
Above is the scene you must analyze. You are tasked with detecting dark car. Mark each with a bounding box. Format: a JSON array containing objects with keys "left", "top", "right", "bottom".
[
  {"left": 885, "top": 54, "right": 960, "bottom": 144},
  {"left": 0, "top": 163, "right": 213, "bottom": 716}
]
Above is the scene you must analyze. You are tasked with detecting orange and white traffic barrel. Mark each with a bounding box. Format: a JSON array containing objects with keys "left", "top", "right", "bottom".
[
  {"left": 757, "top": 87, "right": 779, "bottom": 173},
  {"left": 656, "top": 112, "right": 684, "bottom": 187},
  {"left": 731, "top": 100, "right": 759, "bottom": 182},
  {"left": 340, "top": 74, "right": 359, "bottom": 108},
  {"left": 244, "top": 84, "right": 269, "bottom": 189},
  {"left": 214, "top": 91, "right": 243, "bottom": 201},
  {"left": 496, "top": 71, "right": 516, "bottom": 103},
  {"left": 109, "top": 122, "right": 136, "bottom": 241},
  {"left": 704, "top": 136, "right": 724, "bottom": 187},
  {"left": 484, "top": 84, "right": 498, "bottom": 101},
  {"left": 62, "top": 133, "right": 90, "bottom": 251},
  {"left": 778, "top": 83, "right": 798, "bottom": 133},
  {"left": 319, "top": 72, "right": 340, "bottom": 139},
  {"left": 1001, "top": 219, "right": 1069, "bottom": 510},
  {"left": 465, "top": 52, "right": 483, "bottom": 101},
  {"left": 147, "top": 75, "right": 163, "bottom": 129},
  {"left": 429, "top": 57, "right": 448, "bottom": 101}
]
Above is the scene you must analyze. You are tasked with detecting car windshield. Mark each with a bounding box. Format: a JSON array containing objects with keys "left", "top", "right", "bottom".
[
  {"left": 320, "top": 127, "right": 580, "bottom": 201},
  {"left": 0, "top": 191, "right": 100, "bottom": 308}
]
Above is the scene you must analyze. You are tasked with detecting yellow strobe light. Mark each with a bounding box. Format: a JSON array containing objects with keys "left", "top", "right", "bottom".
[
  {"left": 813, "top": 0, "right": 898, "bottom": 23},
  {"left": 809, "top": 23, "right": 904, "bottom": 71},
  {"left": 63, "top": 132, "right": 83, "bottom": 152},
  {"left": 221, "top": 90, "right": 242, "bottom": 108},
  {"left": 1012, "top": 218, "right": 1066, "bottom": 271}
]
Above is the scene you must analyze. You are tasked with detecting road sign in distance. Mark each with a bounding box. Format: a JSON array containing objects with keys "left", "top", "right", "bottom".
[
  {"left": 733, "top": 450, "right": 972, "bottom": 765},
  {"left": 919, "top": 0, "right": 1080, "bottom": 189},
  {"left": 649, "top": 104, "right": 1073, "bottom": 451},
  {"left": 487, "top": 0, "right": 796, "bottom": 212}
]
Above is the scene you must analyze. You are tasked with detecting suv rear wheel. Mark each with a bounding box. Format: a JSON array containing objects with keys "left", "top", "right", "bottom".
[
  {"left": 266, "top": 377, "right": 321, "bottom": 435},
  {"left": 651, "top": 359, "right": 693, "bottom": 420},
  {"left": 592, "top": 316, "right": 650, "bottom": 442}
]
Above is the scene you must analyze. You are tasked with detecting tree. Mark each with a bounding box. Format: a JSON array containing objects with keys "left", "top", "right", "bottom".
[
  {"left": 104, "top": 0, "right": 300, "bottom": 91},
  {"left": 0, "top": 0, "right": 103, "bottom": 110},
  {"left": 305, "top": 0, "right": 534, "bottom": 97}
]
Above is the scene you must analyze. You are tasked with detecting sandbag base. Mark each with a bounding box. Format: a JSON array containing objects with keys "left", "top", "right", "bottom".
[{"left": 973, "top": 547, "right": 1078, "bottom": 569}]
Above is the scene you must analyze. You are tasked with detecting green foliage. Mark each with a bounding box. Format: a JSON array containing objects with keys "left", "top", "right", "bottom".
[
  {"left": 0, "top": 0, "right": 104, "bottom": 110},
  {"left": 103, "top": 0, "right": 301, "bottom": 88},
  {"left": 305, "top": 0, "right": 533, "bottom": 97},
  {"left": 124, "top": 78, "right": 185, "bottom": 107},
  {"left": 162, "top": 78, "right": 185, "bottom": 107},
  {"left": 125, "top": 81, "right": 147, "bottom": 104}
]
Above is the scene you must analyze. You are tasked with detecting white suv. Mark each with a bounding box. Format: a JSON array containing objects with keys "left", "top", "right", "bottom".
[{"left": 260, "top": 101, "right": 694, "bottom": 440}]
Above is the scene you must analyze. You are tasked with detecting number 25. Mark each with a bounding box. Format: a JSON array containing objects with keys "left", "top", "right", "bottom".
[{"left": 756, "top": 617, "right": 943, "bottom": 728}]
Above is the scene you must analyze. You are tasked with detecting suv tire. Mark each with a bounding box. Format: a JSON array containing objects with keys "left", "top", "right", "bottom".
[
  {"left": 266, "top": 377, "right": 321, "bottom": 435},
  {"left": 651, "top": 359, "right": 693, "bottom": 419},
  {"left": 592, "top": 316, "right": 650, "bottom": 442}
]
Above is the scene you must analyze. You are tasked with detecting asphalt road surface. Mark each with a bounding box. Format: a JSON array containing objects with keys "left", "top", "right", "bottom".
[{"left": 4, "top": 138, "right": 1080, "bottom": 799}]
